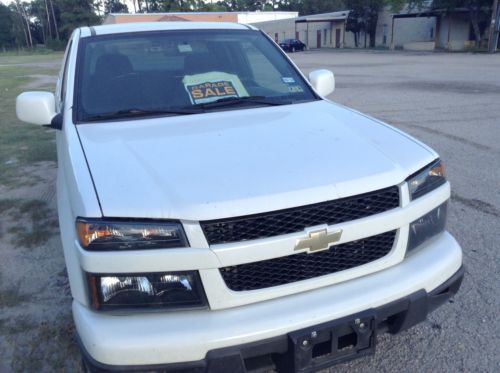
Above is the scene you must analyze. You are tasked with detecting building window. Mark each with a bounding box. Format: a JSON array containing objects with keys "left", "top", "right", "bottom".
[
  {"left": 274, "top": 33, "right": 278, "bottom": 43},
  {"left": 430, "top": 27, "right": 434, "bottom": 39},
  {"left": 324, "top": 29, "right": 327, "bottom": 45}
]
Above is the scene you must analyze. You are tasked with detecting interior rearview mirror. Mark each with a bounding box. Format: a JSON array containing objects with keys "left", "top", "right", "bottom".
[
  {"left": 16, "top": 91, "right": 57, "bottom": 126},
  {"left": 308, "top": 69, "right": 335, "bottom": 97}
]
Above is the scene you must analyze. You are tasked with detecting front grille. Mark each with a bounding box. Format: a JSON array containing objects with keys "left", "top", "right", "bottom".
[
  {"left": 220, "top": 230, "right": 396, "bottom": 291},
  {"left": 201, "top": 186, "right": 399, "bottom": 245}
]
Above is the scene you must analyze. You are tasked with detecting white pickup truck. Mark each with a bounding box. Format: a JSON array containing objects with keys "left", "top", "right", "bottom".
[{"left": 16, "top": 22, "right": 463, "bottom": 372}]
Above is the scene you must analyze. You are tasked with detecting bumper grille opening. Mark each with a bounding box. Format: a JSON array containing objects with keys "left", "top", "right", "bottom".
[
  {"left": 220, "top": 230, "right": 396, "bottom": 291},
  {"left": 338, "top": 332, "right": 357, "bottom": 351},
  {"left": 312, "top": 340, "right": 332, "bottom": 358},
  {"left": 201, "top": 186, "right": 399, "bottom": 245}
]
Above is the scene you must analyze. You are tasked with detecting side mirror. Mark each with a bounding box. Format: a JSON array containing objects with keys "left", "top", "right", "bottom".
[
  {"left": 308, "top": 69, "right": 335, "bottom": 97},
  {"left": 16, "top": 91, "right": 57, "bottom": 126}
]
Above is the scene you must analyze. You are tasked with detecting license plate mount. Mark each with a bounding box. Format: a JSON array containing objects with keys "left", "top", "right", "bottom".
[{"left": 288, "top": 310, "right": 376, "bottom": 372}]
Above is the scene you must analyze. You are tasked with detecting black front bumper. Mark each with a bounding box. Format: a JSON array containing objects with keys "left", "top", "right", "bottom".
[{"left": 81, "top": 266, "right": 464, "bottom": 373}]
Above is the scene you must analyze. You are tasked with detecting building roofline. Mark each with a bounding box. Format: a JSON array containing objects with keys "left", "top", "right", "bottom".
[
  {"left": 392, "top": 7, "right": 471, "bottom": 18},
  {"left": 108, "top": 11, "right": 299, "bottom": 16}
]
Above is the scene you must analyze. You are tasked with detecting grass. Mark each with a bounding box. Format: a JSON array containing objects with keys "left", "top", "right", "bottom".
[
  {"left": 1, "top": 198, "right": 58, "bottom": 248},
  {"left": 0, "top": 53, "right": 61, "bottom": 186},
  {"left": 0, "top": 51, "right": 64, "bottom": 65}
]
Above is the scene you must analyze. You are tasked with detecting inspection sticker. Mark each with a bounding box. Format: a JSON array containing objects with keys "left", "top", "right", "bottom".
[
  {"left": 282, "top": 77, "right": 295, "bottom": 83},
  {"left": 288, "top": 85, "right": 304, "bottom": 93}
]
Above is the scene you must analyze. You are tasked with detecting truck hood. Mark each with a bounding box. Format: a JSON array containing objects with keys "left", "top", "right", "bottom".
[{"left": 77, "top": 100, "right": 436, "bottom": 220}]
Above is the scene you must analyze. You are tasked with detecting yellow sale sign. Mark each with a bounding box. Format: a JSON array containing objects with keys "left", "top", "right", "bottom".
[{"left": 183, "top": 72, "right": 249, "bottom": 104}]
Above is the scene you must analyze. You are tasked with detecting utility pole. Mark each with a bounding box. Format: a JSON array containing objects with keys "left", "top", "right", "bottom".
[{"left": 488, "top": 0, "right": 499, "bottom": 52}]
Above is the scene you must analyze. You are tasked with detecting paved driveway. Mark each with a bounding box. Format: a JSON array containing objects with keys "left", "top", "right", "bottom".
[{"left": 289, "top": 49, "right": 500, "bottom": 372}]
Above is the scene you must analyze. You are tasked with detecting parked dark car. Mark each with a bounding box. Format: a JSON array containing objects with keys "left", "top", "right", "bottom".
[{"left": 279, "top": 39, "right": 306, "bottom": 52}]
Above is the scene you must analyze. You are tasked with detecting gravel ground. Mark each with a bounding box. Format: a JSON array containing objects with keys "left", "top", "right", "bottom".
[
  {"left": 0, "top": 50, "right": 498, "bottom": 372},
  {"left": 289, "top": 49, "right": 500, "bottom": 372}
]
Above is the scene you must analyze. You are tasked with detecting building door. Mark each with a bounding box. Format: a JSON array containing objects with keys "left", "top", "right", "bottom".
[
  {"left": 335, "top": 29, "right": 341, "bottom": 48},
  {"left": 317, "top": 30, "right": 321, "bottom": 48}
]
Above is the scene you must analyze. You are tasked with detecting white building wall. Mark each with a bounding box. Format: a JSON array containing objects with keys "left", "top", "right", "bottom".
[
  {"left": 393, "top": 17, "right": 436, "bottom": 47},
  {"left": 438, "top": 14, "right": 471, "bottom": 49},
  {"left": 238, "top": 12, "right": 298, "bottom": 24},
  {"left": 375, "top": 8, "right": 393, "bottom": 47},
  {"left": 251, "top": 19, "right": 297, "bottom": 44}
]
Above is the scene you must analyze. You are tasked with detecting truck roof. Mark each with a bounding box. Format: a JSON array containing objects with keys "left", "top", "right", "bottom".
[{"left": 79, "top": 22, "right": 257, "bottom": 38}]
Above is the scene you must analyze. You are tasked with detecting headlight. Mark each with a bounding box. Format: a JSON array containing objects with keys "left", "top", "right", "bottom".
[
  {"left": 76, "top": 219, "right": 188, "bottom": 251},
  {"left": 87, "top": 271, "right": 207, "bottom": 311},
  {"left": 407, "top": 159, "right": 446, "bottom": 200},
  {"left": 407, "top": 202, "right": 447, "bottom": 254}
]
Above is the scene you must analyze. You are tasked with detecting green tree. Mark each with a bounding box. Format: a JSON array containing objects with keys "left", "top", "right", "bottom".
[
  {"left": 57, "top": 0, "right": 100, "bottom": 39},
  {"left": 29, "top": 0, "right": 51, "bottom": 43},
  {"left": 297, "top": 0, "right": 345, "bottom": 14},
  {"left": 196, "top": 1, "right": 229, "bottom": 11},
  {"left": 345, "top": 7, "right": 364, "bottom": 47},
  {"left": 344, "top": 0, "right": 385, "bottom": 47},
  {"left": 104, "top": 0, "right": 128, "bottom": 13},
  {"left": 0, "top": 4, "right": 15, "bottom": 49}
]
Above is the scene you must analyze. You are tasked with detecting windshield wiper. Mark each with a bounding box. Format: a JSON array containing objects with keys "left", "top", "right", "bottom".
[
  {"left": 84, "top": 108, "right": 202, "bottom": 122},
  {"left": 190, "top": 96, "right": 293, "bottom": 110}
]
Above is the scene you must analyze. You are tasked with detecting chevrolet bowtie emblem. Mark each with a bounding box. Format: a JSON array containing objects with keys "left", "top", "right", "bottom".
[{"left": 295, "top": 228, "right": 343, "bottom": 253}]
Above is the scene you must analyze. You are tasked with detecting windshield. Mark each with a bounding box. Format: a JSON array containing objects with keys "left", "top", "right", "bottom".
[{"left": 75, "top": 29, "right": 318, "bottom": 123}]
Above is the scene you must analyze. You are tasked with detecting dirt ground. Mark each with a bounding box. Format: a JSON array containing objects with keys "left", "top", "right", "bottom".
[
  {"left": 0, "top": 50, "right": 499, "bottom": 372},
  {"left": 289, "top": 49, "right": 500, "bottom": 372}
]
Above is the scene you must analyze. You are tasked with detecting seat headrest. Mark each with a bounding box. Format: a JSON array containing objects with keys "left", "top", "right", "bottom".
[{"left": 95, "top": 53, "right": 133, "bottom": 77}]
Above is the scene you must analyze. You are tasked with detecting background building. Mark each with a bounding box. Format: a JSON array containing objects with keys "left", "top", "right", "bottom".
[
  {"left": 391, "top": 9, "right": 477, "bottom": 50},
  {"left": 103, "top": 9, "right": 484, "bottom": 52},
  {"left": 103, "top": 11, "right": 298, "bottom": 25},
  {"left": 252, "top": 11, "right": 349, "bottom": 49}
]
